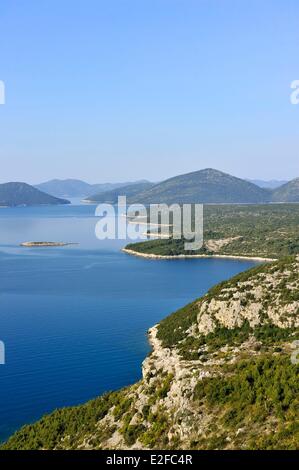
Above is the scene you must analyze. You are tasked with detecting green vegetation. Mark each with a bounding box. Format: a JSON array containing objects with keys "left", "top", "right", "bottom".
[
  {"left": 0, "top": 389, "right": 130, "bottom": 450},
  {"left": 156, "top": 259, "right": 282, "bottom": 349},
  {"left": 160, "top": 316, "right": 299, "bottom": 361},
  {"left": 126, "top": 204, "right": 299, "bottom": 258},
  {"left": 8, "top": 353, "right": 297, "bottom": 450},
  {"left": 127, "top": 168, "right": 271, "bottom": 204},
  {"left": 193, "top": 355, "right": 299, "bottom": 449},
  {"left": 157, "top": 300, "right": 200, "bottom": 348},
  {"left": 178, "top": 323, "right": 299, "bottom": 360},
  {"left": 204, "top": 255, "right": 296, "bottom": 299},
  {"left": 155, "top": 373, "right": 174, "bottom": 399},
  {"left": 157, "top": 256, "right": 299, "bottom": 360},
  {"left": 139, "top": 410, "right": 170, "bottom": 448}
]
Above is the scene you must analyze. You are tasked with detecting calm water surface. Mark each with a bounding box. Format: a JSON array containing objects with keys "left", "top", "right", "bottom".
[{"left": 0, "top": 202, "right": 259, "bottom": 441}]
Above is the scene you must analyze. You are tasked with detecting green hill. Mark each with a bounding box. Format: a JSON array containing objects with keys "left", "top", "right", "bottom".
[
  {"left": 126, "top": 169, "right": 271, "bottom": 204},
  {"left": 271, "top": 177, "right": 299, "bottom": 202},
  {"left": 2, "top": 256, "right": 299, "bottom": 450},
  {"left": 35, "top": 179, "right": 95, "bottom": 198},
  {"left": 85, "top": 181, "right": 154, "bottom": 203},
  {"left": 0, "top": 182, "right": 70, "bottom": 207}
]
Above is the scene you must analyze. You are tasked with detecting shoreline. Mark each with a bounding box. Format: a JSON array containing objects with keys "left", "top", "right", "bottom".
[{"left": 122, "top": 247, "right": 277, "bottom": 262}]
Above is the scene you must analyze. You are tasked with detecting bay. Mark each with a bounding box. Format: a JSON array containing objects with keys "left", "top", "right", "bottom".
[{"left": 0, "top": 201, "right": 258, "bottom": 441}]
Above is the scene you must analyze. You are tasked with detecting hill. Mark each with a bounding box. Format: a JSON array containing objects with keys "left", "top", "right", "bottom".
[
  {"left": 247, "top": 179, "right": 288, "bottom": 189},
  {"left": 126, "top": 169, "right": 270, "bottom": 204},
  {"left": 35, "top": 179, "right": 95, "bottom": 198},
  {"left": 36, "top": 179, "right": 151, "bottom": 198},
  {"left": 2, "top": 256, "right": 298, "bottom": 450},
  {"left": 84, "top": 181, "right": 154, "bottom": 203},
  {"left": 0, "top": 182, "right": 70, "bottom": 207},
  {"left": 271, "top": 177, "right": 299, "bottom": 203}
]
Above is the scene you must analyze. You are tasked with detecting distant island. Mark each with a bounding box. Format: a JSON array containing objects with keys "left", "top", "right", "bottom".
[
  {"left": 35, "top": 178, "right": 152, "bottom": 199},
  {"left": 84, "top": 181, "right": 154, "bottom": 203},
  {"left": 0, "top": 182, "right": 70, "bottom": 207},
  {"left": 20, "top": 241, "right": 77, "bottom": 247},
  {"left": 2, "top": 170, "right": 298, "bottom": 207}
]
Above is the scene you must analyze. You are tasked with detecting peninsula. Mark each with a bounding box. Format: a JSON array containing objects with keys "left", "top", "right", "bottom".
[{"left": 124, "top": 204, "right": 299, "bottom": 260}]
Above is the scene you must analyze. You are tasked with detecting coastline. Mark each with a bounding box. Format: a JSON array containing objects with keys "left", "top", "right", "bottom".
[{"left": 122, "top": 247, "right": 277, "bottom": 262}]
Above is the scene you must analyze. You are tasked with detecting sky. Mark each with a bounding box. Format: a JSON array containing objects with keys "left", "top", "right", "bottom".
[{"left": 0, "top": 0, "right": 298, "bottom": 184}]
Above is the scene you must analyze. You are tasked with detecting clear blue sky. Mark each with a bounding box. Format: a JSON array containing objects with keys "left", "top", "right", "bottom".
[{"left": 0, "top": 0, "right": 298, "bottom": 184}]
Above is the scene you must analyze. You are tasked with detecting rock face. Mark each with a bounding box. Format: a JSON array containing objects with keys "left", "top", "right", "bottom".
[
  {"left": 2, "top": 256, "right": 299, "bottom": 450},
  {"left": 197, "top": 258, "right": 299, "bottom": 332}
]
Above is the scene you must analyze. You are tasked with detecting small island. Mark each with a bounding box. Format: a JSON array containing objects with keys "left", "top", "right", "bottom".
[{"left": 20, "top": 241, "right": 77, "bottom": 247}]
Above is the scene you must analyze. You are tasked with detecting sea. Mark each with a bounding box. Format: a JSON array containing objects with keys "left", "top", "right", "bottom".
[{"left": 0, "top": 200, "right": 258, "bottom": 441}]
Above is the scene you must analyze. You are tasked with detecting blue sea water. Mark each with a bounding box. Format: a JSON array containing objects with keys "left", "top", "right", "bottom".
[{"left": 0, "top": 202, "right": 259, "bottom": 441}]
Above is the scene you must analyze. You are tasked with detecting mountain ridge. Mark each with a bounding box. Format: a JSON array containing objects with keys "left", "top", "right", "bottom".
[
  {"left": 35, "top": 179, "right": 151, "bottom": 198},
  {"left": 33, "top": 171, "right": 299, "bottom": 204},
  {"left": 85, "top": 181, "right": 155, "bottom": 203},
  {"left": 128, "top": 168, "right": 272, "bottom": 204}
]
